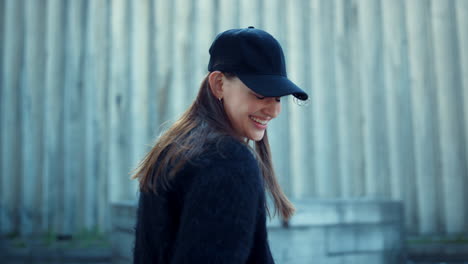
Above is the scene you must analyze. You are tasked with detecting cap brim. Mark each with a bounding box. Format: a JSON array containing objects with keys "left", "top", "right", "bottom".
[{"left": 236, "top": 74, "right": 309, "bottom": 101}]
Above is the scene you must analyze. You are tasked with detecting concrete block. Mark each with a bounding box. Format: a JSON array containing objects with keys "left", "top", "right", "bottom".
[
  {"left": 283, "top": 199, "right": 404, "bottom": 227},
  {"left": 339, "top": 253, "right": 384, "bottom": 264},
  {"left": 349, "top": 251, "right": 405, "bottom": 264},
  {"left": 111, "top": 200, "right": 137, "bottom": 232},
  {"left": 111, "top": 230, "right": 133, "bottom": 261},
  {"left": 269, "top": 227, "right": 326, "bottom": 262},
  {"left": 355, "top": 224, "right": 386, "bottom": 251},
  {"left": 290, "top": 202, "right": 341, "bottom": 226},
  {"left": 326, "top": 224, "right": 358, "bottom": 253},
  {"left": 326, "top": 223, "right": 403, "bottom": 254},
  {"left": 341, "top": 202, "right": 383, "bottom": 223}
]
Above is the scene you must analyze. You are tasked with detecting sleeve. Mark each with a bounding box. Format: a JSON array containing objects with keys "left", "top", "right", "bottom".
[
  {"left": 170, "top": 156, "right": 262, "bottom": 264},
  {"left": 133, "top": 193, "right": 148, "bottom": 264}
]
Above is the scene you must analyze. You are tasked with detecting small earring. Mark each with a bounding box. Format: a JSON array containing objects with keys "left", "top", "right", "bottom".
[{"left": 218, "top": 97, "right": 222, "bottom": 101}]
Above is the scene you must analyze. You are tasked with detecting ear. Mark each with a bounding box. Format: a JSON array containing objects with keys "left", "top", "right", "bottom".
[{"left": 208, "top": 71, "right": 224, "bottom": 100}]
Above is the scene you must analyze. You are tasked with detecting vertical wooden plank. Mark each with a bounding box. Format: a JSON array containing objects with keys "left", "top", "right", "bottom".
[
  {"left": 0, "top": 0, "right": 24, "bottom": 235},
  {"left": 348, "top": 0, "right": 365, "bottom": 198},
  {"left": 381, "top": 0, "right": 404, "bottom": 200},
  {"left": 260, "top": 0, "right": 279, "bottom": 35},
  {"left": 262, "top": 0, "right": 293, "bottom": 197},
  {"left": 218, "top": 0, "right": 238, "bottom": 30},
  {"left": 299, "top": 0, "right": 314, "bottom": 197},
  {"left": 21, "top": 0, "right": 46, "bottom": 235},
  {"left": 256, "top": 0, "right": 264, "bottom": 29},
  {"left": 0, "top": 0, "right": 3, "bottom": 99},
  {"left": 97, "top": 0, "right": 111, "bottom": 233},
  {"left": 82, "top": 0, "right": 96, "bottom": 231},
  {"left": 44, "top": 0, "right": 66, "bottom": 233},
  {"left": 129, "top": 0, "right": 151, "bottom": 194},
  {"left": 148, "top": 0, "right": 171, "bottom": 134},
  {"left": 307, "top": 0, "right": 320, "bottom": 198},
  {"left": 356, "top": 0, "right": 390, "bottom": 198},
  {"left": 109, "top": 0, "right": 132, "bottom": 202},
  {"left": 334, "top": 0, "right": 365, "bottom": 198},
  {"left": 193, "top": 0, "right": 215, "bottom": 101},
  {"left": 83, "top": 0, "right": 109, "bottom": 231},
  {"left": 240, "top": 0, "right": 260, "bottom": 27},
  {"left": 167, "top": 0, "right": 191, "bottom": 122},
  {"left": 455, "top": 0, "right": 468, "bottom": 233},
  {"left": 63, "top": 0, "right": 85, "bottom": 235},
  {"left": 147, "top": 0, "right": 158, "bottom": 138},
  {"left": 381, "top": 0, "right": 418, "bottom": 232},
  {"left": 405, "top": 0, "right": 441, "bottom": 234},
  {"left": 334, "top": 0, "right": 347, "bottom": 198},
  {"left": 0, "top": 2, "right": 3, "bottom": 228},
  {"left": 431, "top": 0, "right": 467, "bottom": 234},
  {"left": 287, "top": 0, "right": 312, "bottom": 198},
  {"left": 311, "top": 0, "right": 340, "bottom": 198}
]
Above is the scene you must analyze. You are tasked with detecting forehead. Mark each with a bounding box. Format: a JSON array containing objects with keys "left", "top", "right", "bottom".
[
  {"left": 224, "top": 76, "right": 250, "bottom": 91},
  {"left": 227, "top": 75, "right": 270, "bottom": 96}
]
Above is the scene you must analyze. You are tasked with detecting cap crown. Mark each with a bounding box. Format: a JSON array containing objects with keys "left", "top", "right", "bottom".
[{"left": 208, "top": 28, "right": 287, "bottom": 76}]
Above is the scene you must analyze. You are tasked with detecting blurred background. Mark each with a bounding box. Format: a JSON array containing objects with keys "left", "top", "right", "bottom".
[{"left": 0, "top": 0, "right": 467, "bottom": 260}]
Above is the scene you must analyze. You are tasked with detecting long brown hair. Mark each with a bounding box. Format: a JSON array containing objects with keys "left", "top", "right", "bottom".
[{"left": 132, "top": 73, "right": 295, "bottom": 220}]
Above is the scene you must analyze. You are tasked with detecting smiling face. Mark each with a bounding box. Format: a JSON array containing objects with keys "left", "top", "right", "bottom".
[{"left": 215, "top": 74, "right": 282, "bottom": 141}]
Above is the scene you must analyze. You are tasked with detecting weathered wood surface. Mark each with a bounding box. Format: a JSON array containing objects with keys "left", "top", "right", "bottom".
[
  {"left": 62, "top": 0, "right": 85, "bottom": 235},
  {"left": 431, "top": 0, "right": 467, "bottom": 233},
  {"left": 358, "top": 0, "right": 391, "bottom": 198},
  {"left": 1, "top": 0, "right": 467, "bottom": 236},
  {"left": 381, "top": 0, "right": 418, "bottom": 233},
  {"left": 263, "top": 0, "right": 292, "bottom": 197},
  {"left": 129, "top": 0, "right": 151, "bottom": 195},
  {"left": 44, "top": 0, "right": 65, "bottom": 234},
  {"left": 456, "top": 2, "right": 468, "bottom": 218},
  {"left": 0, "top": 0, "right": 3, "bottom": 233},
  {"left": 287, "top": 0, "right": 310, "bottom": 198},
  {"left": 108, "top": 0, "right": 132, "bottom": 204},
  {"left": 311, "top": 0, "right": 339, "bottom": 198},
  {"left": 334, "top": 0, "right": 364, "bottom": 198},
  {"left": 83, "top": 0, "right": 109, "bottom": 231},
  {"left": 1, "top": 0, "right": 24, "bottom": 234},
  {"left": 405, "top": 0, "right": 441, "bottom": 234},
  {"left": 21, "top": 0, "right": 46, "bottom": 235}
]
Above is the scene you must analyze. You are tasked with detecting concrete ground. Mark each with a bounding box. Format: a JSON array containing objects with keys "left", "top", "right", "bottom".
[
  {"left": 1, "top": 235, "right": 468, "bottom": 263},
  {"left": 0, "top": 234, "right": 111, "bottom": 264},
  {"left": 407, "top": 235, "right": 468, "bottom": 264}
]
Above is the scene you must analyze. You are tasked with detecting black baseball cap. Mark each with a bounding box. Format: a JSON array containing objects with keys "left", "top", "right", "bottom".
[{"left": 208, "top": 26, "right": 308, "bottom": 101}]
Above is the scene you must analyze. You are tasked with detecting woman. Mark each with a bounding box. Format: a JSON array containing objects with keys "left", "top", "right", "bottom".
[{"left": 133, "top": 27, "right": 308, "bottom": 263}]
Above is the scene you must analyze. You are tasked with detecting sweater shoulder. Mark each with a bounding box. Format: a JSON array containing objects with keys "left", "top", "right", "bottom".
[
  {"left": 202, "top": 137, "right": 257, "bottom": 164},
  {"left": 182, "top": 137, "right": 261, "bottom": 190},
  {"left": 170, "top": 136, "right": 262, "bottom": 199}
]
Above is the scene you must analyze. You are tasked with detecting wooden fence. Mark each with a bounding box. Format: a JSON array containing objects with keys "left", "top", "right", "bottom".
[{"left": 1, "top": 0, "right": 467, "bottom": 236}]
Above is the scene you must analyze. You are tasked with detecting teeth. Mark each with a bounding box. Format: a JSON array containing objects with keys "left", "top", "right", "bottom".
[{"left": 251, "top": 116, "right": 268, "bottom": 125}]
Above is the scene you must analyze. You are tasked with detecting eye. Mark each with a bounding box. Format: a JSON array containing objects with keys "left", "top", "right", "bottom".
[{"left": 275, "top": 97, "right": 281, "bottom": 102}]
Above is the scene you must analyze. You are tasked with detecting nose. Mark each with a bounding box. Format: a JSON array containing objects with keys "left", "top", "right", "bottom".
[{"left": 264, "top": 98, "right": 281, "bottom": 118}]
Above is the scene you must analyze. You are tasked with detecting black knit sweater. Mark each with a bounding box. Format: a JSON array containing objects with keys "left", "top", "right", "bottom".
[{"left": 133, "top": 137, "right": 275, "bottom": 263}]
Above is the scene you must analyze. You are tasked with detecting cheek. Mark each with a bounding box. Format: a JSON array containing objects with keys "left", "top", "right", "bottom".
[
  {"left": 226, "top": 98, "right": 248, "bottom": 120},
  {"left": 223, "top": 98, "right": 254, "bottom": 133},
  {"left": 247, "top": 102, "right": 262, "bottom": 113},
  {"left": 232, "top": 98, "right": 260, "bottom": 117}
]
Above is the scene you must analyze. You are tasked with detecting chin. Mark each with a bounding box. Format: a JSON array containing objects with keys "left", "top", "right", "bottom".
[{"left": 248, "top": 133, "right": 265, "bottom": 142}]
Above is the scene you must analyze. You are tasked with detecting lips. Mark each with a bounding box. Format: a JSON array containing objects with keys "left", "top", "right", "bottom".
[{"left": 250, "top": 116, "right": 268, "bottom": 126}]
